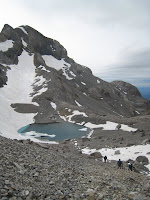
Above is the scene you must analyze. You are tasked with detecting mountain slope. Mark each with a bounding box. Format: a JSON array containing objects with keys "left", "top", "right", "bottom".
[{"left": 0, "top": 24, "right": 150, "bottom": 139}]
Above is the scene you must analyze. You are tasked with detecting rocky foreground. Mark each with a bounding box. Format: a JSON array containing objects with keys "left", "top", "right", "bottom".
[{"left": 0, "top": 132, "right": 150, "bottom": 200}]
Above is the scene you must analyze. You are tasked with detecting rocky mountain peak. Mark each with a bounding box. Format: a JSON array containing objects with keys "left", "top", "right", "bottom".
[
  {"left": 1, "top": 24, "right": 16, "bottom": 39},
  {"left": 15, "top": 25, "right": 68, "bottom": 60},
  {"left": 111, "top": 81, "right": 142, "bottom": 97}
]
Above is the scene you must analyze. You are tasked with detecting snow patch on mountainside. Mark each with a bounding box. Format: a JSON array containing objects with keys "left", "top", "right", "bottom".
[
  {"left": 42, "top": 55, "right": 70, "bottom": 70},
  {"left": 58, "top": 109, "right": 88, "bottom": 123},
  {"left": 33, "top": 75, "right": 46, "bottom": 88},
  {"left": 40, "top": 66, "right": 51, "bottom": 73},
  {"left": 21, "top": 38, "right": 27, "bottom": 47},
  {"left": 75, "top": 100, "right": 82, "bottom": 107},
  {"left": 0, "top": 40, "right": 14, "bottom": 52},
  {"left": 50, "top": 102, "right": 57, "bottom": 110},
  {"left": 120, "top": 124, "right": 137, "bottom": 132},
  {"left": 18, "top": 26, "right": 28, "bottom": 34},
  {"left": 84, "top": 121, "right": 137, "bottom": 132},
  {"left": 32, "top": 74, "right": 48, "bottom": 97},
  {"left": 83, "top": 92, "right": 87, "bottom": 96},
  {"left": 0, "top": 51, "right": 36, "bottom": 139},
  {"left": 81, "top": 81, "right": 86, "bottom": 85},
  {"left": 62, "top": 68, "right": 74, "bottom": 80},
  {"left": 82, "top": 144, "right": 150, "bottom": 172},
  {"left": 69, "top": 70, "right": 76, "bottom": 78},
  {"left": 42, "top": 55, "right": 75, "bottom": 80},
  {"left": 84, "top": 121, "right": 118, "bottom": 130}
]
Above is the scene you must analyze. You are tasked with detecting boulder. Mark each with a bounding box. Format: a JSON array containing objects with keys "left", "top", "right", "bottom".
[
  {"left": 114, "top": 150, "right": 120, "bottom": 155},
  {"left": 110, "top": 180, "right": 127, "bottom": 193},
  {"left": 136, "top": 156, "right": 149, "bottom": 165},
  {"left": 128, "top": 192, "right": 145, "bottom": 200},
  {"left": 82, "top": 138, "right": 90, "bottom": 142},
  {"left": 116, "top": 123, "right": 121, "bottom": 129},
  {"left": 97, "top": 193, "right": 104, "bottom": 200},
  {"left": 36, "top": 143, "right": 50, "bottom": 149},
  {"left": 90, "top": 152, "right": 102, "bottom": 158},
  {"left": 86, "top": 189, "right": 95, "bottom": 200},
  {"left": 133, "top": 162, "right": 149, "bottom": 173}
]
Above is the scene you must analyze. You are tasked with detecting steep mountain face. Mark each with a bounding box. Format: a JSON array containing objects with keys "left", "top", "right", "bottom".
[
  {"left": 0, "top": 24, "right": 150, "bottom": 138},
  {"left": 111, "top": 81, "right": 150, "bottom": 115}
]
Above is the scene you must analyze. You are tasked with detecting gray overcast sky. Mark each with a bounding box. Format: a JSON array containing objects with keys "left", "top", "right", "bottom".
[{"left": 0, "top": 0, "right": 150, "bottom": 87}]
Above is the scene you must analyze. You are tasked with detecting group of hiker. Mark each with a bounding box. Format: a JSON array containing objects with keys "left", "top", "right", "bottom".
[{"left": 103, "top": 156, "right": 133, "bottom": 171}]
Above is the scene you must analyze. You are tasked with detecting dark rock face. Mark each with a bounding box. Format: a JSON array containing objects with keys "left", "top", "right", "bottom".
[
  {"left": 0, "top": 24, "right": 23, "bottom": 65},
  {"left": 0, "top": 24, "right": 150, "bottom": 125},
  {"left": 111, "top": 81, "right": 150, "bottom": 116},
  {"left": 15, "top": 25, "right": 67, "bottom": 59},
  {"left": 0, "top": 64, "right": 8, "bottom": 87}
]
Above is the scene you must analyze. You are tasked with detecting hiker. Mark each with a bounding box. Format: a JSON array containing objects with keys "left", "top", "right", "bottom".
[
  {"left": 117, "top": 159, "right": 123, "bottom": 169},
  {"left": 104, "top": 155, "right": 107, "bottom": 162},
  {"left": 128, "top": 163, "right": 133, "bottom": 171}
]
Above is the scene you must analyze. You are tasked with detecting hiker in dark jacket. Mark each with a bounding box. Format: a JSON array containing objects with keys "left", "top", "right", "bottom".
[
  {"left": 104, "top": 155, "right": 107, "bottom": 162},
  {"left": 117, "top": 159, "right": 123, "bottom": 169},
  {"left": 128, "top": 163, "right": 133, "bottom": 171}
]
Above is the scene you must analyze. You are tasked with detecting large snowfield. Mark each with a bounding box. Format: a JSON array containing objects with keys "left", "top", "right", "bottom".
[{"left": 0, "top": 51, "right": 36, "bottom": 139}]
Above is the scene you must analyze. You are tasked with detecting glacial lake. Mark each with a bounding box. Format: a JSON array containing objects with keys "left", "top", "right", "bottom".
[{"left": 18, "top": 122, "right": 90, "bottom": 142}]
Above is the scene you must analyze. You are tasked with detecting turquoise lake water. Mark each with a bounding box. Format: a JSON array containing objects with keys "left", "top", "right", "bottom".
[{"left": 18, "top": 122, "right": 89, "bottom": 141}]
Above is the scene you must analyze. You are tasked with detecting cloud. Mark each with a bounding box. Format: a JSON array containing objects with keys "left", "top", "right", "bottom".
[
  {"left": 0, "top": 0, "right": 150, "bottom": 88},
  {"left": 96, "top": 48, "right": 150, "bottom": 87}
]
